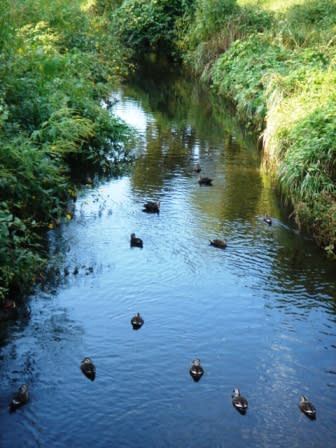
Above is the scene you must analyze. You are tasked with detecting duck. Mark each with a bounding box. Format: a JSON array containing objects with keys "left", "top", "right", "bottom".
[
  {"left": 263, "top": 214, "right": 272, "bottom": 225},
  {"left": 299, "top": 395, "right": 316, "bottom": 419},
  {"left": 189, "top": 359, "right": 204, "bottom": 382},
  {"left": 80, "top": 357, "right": 96, "bottom": 381},
  {"left": 232, "top": 388, "right": 248, "bottom": 414},
  {"left": 130, "top": 233, "right": 143, "bottom": 248},
  {"left": 143, "top": 201, "right": 160, "bottom": 214},
  {"left": 193, "top": 163, "right": 201, "bottom": 173},
  {"left": 9, "top": 384, "right": 29, "bottom": 413},
  {"left": 209, "top": 239, "right": 227, "bottom": 249},
  {"left": 198, "top": 176, "right": 213, "bottom": 186},
  {"left": 131, "top": 312, "right": 144, "bottom": 330}
]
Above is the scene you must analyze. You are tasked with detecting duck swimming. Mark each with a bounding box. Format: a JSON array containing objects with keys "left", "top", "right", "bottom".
[
  {"left": 9, "top": 384, "right": 29, "bottom": 413},
  {"left": 131, "top": 312, "right": 144, "bottom": 330},
  {"left": 232, "top": 388, "right": 248, "bottom": 414},
  {"left": 263, "top": 214, "right": 272, "bottom": 225},
  {"left": 130, "top": 233, "right": 143, "bottom": 248},
  {"left": 198, "top": 176, "right": 213, "bottom": 186},
  {"left": 299, "top": 395, "right": 316, "bottom": 419},
  {"left": 80, "top": 357, "right": 96, "bottom": 381},
  {"left": 189, "top": 359, "right": 204, "bottom": 382},
  {"left": 209, "top": 239, "right": 227, "bottom": 249},
  {"left": 193, "top": 163, "right": 201, "bottom": 173},
  {"left": 143, "top": 201, "right": 160, "bottom": 214}
]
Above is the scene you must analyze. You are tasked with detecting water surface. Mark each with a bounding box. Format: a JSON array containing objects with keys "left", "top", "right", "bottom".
[{"left": 0, "top": 63, "right": 335, "bottom": 448}]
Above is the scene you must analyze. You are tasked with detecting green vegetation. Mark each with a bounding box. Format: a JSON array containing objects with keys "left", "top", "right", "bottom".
[
  {"left": 1, "top": 0, "right": 335, "bottom": 302},
  {"left": 0, "top": 0, "right": 132, "bottom": 301},
  {"left": 107, "top": 0, "right": 335, "bottom": 255},
  {"left": 109, "top": 0, "right": 194, "bottom": 57},
  {"left": 207, "top": 0, "right": 336, "bottom": 255},
  {"left": 177, "top": 0, "right": 336, "bottom": 256}
]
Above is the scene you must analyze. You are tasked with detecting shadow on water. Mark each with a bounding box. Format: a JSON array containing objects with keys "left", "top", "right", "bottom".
[{"left": 0, "top": 58, "right": 335, "bottom": 448}]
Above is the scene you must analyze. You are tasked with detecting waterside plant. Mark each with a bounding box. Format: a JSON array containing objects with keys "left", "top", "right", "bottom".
[
  {"left": 0, "top": 0, "right": 133, "bottom": 302},
  {"left": 179, "top": 0, "right": 336, "bottom": 256},
  {"left": 106, "top": 0, "right": 336, "bottom": 256}
]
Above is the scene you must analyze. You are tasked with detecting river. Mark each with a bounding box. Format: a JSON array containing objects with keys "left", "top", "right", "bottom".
[{"left": 0, "top": 62, "right": 335, "bottom": 448}]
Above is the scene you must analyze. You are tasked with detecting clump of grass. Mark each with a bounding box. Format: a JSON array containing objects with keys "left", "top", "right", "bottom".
[
  {"left": 179, "top": 2, "right": 273, "bottom": 77},
  {"left": 212, "top": 35, "right": 291, "bottom": 131}
]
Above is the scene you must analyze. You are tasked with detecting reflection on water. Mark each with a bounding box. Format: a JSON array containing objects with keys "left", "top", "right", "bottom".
[{"left": 0, "top": 62, "right": 335, "bottom": 448}]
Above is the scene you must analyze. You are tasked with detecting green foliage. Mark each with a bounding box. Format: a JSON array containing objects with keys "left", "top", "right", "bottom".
[
  {"left": 0, "top": 204, "right": 46, "bottom": 300},
  {"left": 176, "top": 0, "right": 336, "bottom": 253},
  {"left": 187, "top": 0, "right": 238, "bottom": 43},
  {"left": 276, "top": 103, "right": 336, "bottom": 251},
  {"left": 0, "top": 0, "right": 133, "bottom": 300},
  {"left": 179, "top": 4, "right": 273, "bottom": 76},
  {"left": 0, "top": 137, "right": 69, "bottom": 222},
  {"left": 282, "top": 0, "right": 336, "bottom": 47},
  {"left": 112, "top": 0, "right": 192, "bottom": 55},
  {"left": 212, "top": 36, "right": 290, "bottom": 130},
  {"left": 94, "top": 0, "right": 126, "bottom": 14},
  {"left": 279, "top": 105, "right": 336, "bottom": 201}
]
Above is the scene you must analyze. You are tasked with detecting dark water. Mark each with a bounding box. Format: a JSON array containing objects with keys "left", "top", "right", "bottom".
[{"left": 1, "top": 63, "right": 336, "bottom": 448}]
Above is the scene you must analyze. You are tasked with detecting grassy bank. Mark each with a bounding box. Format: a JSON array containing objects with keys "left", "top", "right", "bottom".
[
  {"left": 102, "top": 0, "right": 336, "bottom": 256},
  {"left": 178, "top": 0, "right": 336, "bottom": 256},
  {"left": 0, "top": 0, "right": 133, "bottom": 302}
]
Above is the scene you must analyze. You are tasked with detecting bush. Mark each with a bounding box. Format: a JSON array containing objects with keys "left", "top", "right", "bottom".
[
  {"left": 112, "top": 0, "right": 192, "bottom": 56},
  {"left": 0, "top": 0, "right": 132, "bottom": 300}
]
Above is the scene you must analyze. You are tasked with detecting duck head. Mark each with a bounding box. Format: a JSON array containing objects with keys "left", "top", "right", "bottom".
[
  {"left": 80, "top": 357, "right": 96, "bottom": 381},
  {"left": 189, "top": 359, "right": 204, "bottom": 382},
  {"left": 299, "top": 395, "right": 316, "bottom": 419},
  {"left": 9, "top": 384, "right": 29, "bottom": 413},
  {"left": 131, "top": 313, "right": 144, "bottom": 330},
  {"left": 232, "top": 387, "right": 248, "bottom": 414}
]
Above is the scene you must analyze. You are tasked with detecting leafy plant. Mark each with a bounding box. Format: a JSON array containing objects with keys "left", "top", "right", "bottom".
[{"left": 0, "top": 0, "right": 133, "bottom": 300}]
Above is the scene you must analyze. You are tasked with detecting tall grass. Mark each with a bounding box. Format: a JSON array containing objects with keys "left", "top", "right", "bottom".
[{"left": 175, "top": 0, "right": 336, "bottom": 255}]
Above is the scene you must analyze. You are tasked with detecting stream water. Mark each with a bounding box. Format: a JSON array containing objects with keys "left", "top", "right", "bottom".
[{"left": 0, "top": 62, "right": 335, "bottom": 448}]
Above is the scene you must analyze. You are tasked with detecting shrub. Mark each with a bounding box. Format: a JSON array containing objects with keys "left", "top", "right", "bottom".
[
  {"left": 112, "top": 0, "right": 192, "bottom": 56},
  {"left": 0, "top": 0, "right": 133, "bottom": 300}
]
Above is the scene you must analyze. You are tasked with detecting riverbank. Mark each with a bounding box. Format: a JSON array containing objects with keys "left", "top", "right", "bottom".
[
  {"left": 105, "top": 0, "right": 336, "bottom": 257},
  {"left": 0, "top": 0, "right": 133, "bottom": 302},
  {"left": 179, "top": 0, "right": 336, "bottom": 257},
  {"left": 1, "top": 0, "right": 335, "bottom": 303}
]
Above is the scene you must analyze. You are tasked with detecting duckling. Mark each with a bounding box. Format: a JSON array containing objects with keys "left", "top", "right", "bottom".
[
  {"left": 130, "top": 233, "right": 143, "bottom": 248},
  {"left": 80, "top": 357, "right": 96, "bottom": 381},
  {"left": 209, "top": 239, "right": 227, "bottom": 249},
  {"left": 189, "top": 359, "right": 204, "bottom": 382},
  {"left": 193, "top": 163, "right": 201, "bottom": 173},
  {"left": 198, "top": 176, "right": 213, "bottom": 186},
  {"left": 299, "top": 395, "right": 316, "bottom": 419},
  {"left": 143, "top": 201, "right": 160, "bottom": 214},
  {"left": 232, "top": 388, "right": 248, "bottom": 414},
  {"left": 9, "top": 384, "right": 29, "bottom": 413},
  {"left": 263, "top": 214, "right": 272, "bottom": 225},
  {"left": 131, "top": 312, "right": 144, "bottom": 330}
]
